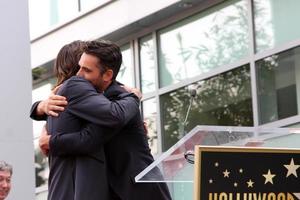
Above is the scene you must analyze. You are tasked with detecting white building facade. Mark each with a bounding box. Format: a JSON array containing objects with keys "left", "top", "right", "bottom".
[{"left": 30, "top": 0, "right": 300, "bottom": 199}]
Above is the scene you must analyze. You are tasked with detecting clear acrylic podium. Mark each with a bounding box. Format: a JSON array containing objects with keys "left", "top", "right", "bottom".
[{"left": 135, "top": 126, "right": 300, "bottom": 184}]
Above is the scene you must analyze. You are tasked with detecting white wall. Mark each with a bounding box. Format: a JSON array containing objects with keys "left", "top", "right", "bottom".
[
  {"left": 0, "top": 0, "right": 35, "bottom": 199},
  {"left": 30, "top": 0, "right": 180, "bottom": 68}
]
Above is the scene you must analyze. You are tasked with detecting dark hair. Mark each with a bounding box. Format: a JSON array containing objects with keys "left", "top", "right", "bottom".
[
  {"left": 83, "top": 40, "right": 122, "bottom": 80},
  {"left": 54, "top": 40, "right": 86, "bottom": 87}
]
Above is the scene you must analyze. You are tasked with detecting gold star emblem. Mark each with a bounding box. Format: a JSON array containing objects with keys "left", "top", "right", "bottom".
[
  {"left": 262, "top": 169, "right": 276, "bottom": 184},
  {"left": 223, "top": 169, "right": 230, "bottom": 178},
  {"left": 284, "top": 158, "right": 300, "bottom": 178},
  {"left": 247, "top": 179, "right": 254, "bottom": 188}
]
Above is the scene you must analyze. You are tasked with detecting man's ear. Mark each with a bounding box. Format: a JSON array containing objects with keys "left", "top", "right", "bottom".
[{"left": 103, "top": 69, "right": 113, "bottom": 82}]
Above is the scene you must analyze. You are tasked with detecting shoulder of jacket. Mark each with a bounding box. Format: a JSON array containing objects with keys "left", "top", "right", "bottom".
[
  {"left": 63, "top": 76, "right": 95, "bottom": 89},
  {"left": 59, "top": 76, "right": 96, "bottom": 99}
]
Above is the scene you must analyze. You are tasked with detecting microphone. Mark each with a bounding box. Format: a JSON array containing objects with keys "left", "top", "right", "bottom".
[
  {"left": 181, "top": 84, "right": 200, "bottom": 136},
  {"left": 190, "top": 88, "right": 197, "bottom": 98}
]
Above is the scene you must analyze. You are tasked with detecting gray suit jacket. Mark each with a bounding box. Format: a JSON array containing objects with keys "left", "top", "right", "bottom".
[{"left": 30, "top": 76, "right": 139, "bottom": 200}]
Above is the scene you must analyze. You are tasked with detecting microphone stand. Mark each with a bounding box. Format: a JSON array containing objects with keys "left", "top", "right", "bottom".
[
  {"left": 182, "top": 88, "right": 196, "bottom": 136},
  {"left": 182, "top": 87, "right": 197, "bottom": 164}
]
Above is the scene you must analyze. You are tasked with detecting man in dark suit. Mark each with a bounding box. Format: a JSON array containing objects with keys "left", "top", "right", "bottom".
[
  {"left": 36, "top": 40, "right": 172, "bottom": 200},
  {"left": 31, "top": 41, "right": 141, "bottom": 200}
]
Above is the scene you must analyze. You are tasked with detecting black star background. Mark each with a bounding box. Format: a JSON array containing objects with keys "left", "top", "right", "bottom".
[{"left": 199, "top": 151, "right": 300, "bottom": 199}]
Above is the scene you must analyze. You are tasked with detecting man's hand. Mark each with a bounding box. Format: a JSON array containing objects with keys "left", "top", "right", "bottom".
[
  {"left": 122, "top": 85, "right": 143, "bottom": 100},
  {"left": 143, "top": 121, "right": 149, "bottom": 135},
  {"left": 39, "top": 125, "right": 51, "bottom": 156},
  {"left": 36, "top": 85, "right": 68, "bottom": 117}
]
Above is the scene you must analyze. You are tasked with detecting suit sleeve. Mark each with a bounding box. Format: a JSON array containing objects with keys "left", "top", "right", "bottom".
[
  {"left": 61, "top": 77, "right": 139, "bottom": 127},
  {"left": 48, "top": 77, "right": 139, "bottom": 155},
  {"left": 30, "top": 101, "right": 47, "bottom": 121},
  {"left": 49, "top": 123, "right": 118, "bottom": 156}
]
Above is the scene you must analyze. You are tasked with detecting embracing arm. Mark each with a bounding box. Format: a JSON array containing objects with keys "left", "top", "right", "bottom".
[
  {"left": 43, "top": 77, "right": 140, "bottom": 156},
  {"left": 30, "top": 101, "right": 46, "bottom": 121},
  {"left": 64, "top": 76, "right": 139, "bottom": 127},
  {"left": 30, "top": 86, "right": 67, "bottom": 120},
  {"left": 48, "top": 123, "right": 117, "bottom": 156}
]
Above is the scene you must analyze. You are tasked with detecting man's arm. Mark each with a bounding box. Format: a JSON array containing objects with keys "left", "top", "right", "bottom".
[
  {"left": 40, "top": 119, "right": 148, "bottom": 157},
  {"left": 63, "top": 76, "right": 139, "bottom": 127},
  {"left": 39, "top": 79, "right": 143, "bottom": 156},
  {"left": 30, "top": 86, "right": 67, "bottom": 120},
  {"left": 32, "top": 76, "right": 139, "bottom": 127},
  {"left": 39, "top": 125, "right": 50, "bottom": 155},
  {"left": 30, "top": 101, "right": 46, "bottom": 121},
  {"left": 42, "top": 123, "right": 117, "bottom": 156},
  {"left": 39, "top": 77, "right": 141, "bottom": 155}
]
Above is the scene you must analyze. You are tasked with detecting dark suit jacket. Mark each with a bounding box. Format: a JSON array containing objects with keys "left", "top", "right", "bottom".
[
  {"left": 48, "top": 81, "right": 172, "bottom": 200},
  {"left": 30, "top": 76, "right": 139, "bottom": 200}
]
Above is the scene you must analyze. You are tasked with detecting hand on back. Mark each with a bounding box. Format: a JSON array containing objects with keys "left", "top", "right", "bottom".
[
  {"left": 36, "top": 85, "right": 68, "bottom": 117},
  {"left": 39, "top": 125, "right": 50, "bottom": 156},
  {"left": 122, "top": 85, "right": 143, "bottom": 100}
]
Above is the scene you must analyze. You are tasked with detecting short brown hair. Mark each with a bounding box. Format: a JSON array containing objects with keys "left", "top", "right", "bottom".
[{"left": 83, "top": 40, "right": 122, "bottom": 80}]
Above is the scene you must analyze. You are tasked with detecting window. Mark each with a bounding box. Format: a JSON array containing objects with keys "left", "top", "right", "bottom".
[
  {"left": 117, "top": 44, "right": 135, "bottom": 87},
  {"left": 158, "top": 0, "right": 249, "bottom": 87},
  {"left": 32, "top": 61, "right": 55, "bottom": 85},
  {"left": 142, "top": 98, "right": 158, "bottom": 155},
  {"left": 254, "top": 0, "right": 300, "bottom": 52},
  {"left": 257, "top": 46, "right": 300, "bottom": 124},
  {"left": 160, "top": 65, "right": 253, "bottom": 150},
  {"left": 140, "top": 35, "right": 156, "bottom": 93}
]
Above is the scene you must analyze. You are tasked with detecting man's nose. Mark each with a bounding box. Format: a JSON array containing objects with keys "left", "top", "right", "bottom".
[
  {"left": 1, "top": 181, "right": 9, "bottom": 189},
  {"left": 76, "top": 70, "right": 83, "bottom": 77}
]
